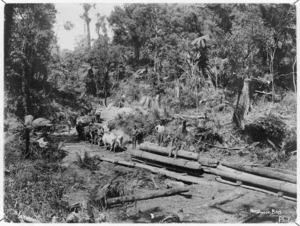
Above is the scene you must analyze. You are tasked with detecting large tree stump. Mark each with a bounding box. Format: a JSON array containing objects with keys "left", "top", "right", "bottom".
[{"left": 233, "top": 78, "right": 251, "bottom": 130}]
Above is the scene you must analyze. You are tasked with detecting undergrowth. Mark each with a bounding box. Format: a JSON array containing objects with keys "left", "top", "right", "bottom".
[
  {"left": 4, "top": 160, "right": 69, "bottom": 222},
  {"left": 108, "top": 108, "right": 163, "bottom": 137},
  {"left": 4, "top": 119, "right": 70, "bottom": 222}
]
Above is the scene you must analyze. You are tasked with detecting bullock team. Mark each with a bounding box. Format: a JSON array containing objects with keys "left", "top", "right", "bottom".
[
  {"left": 75, "top": 115, "right": 124, "bottom": 153},
  {"left": 75, "top": 115, "right": 184, "bottom": 158},
  {"left": 59, "top": 106, "right": 186, "bottom": 158}
]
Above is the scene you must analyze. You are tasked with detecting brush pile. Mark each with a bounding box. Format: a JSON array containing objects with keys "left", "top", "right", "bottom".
[{"left": 244, "top": 115, "right": 287, "bottom": 148}]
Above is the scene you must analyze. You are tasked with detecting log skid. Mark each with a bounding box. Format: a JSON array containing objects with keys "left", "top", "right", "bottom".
[
  {"left": 97, "top": 142, "right": 297, "bottom": 202},
  {"left": 134, "top": 142, "right": 297, "bottom": 199},
  {"left": 97, "top": 156, "right": 211, "bottom": 185}
]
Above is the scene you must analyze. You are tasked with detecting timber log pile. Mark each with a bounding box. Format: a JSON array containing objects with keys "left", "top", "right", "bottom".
[{"left": 127, "top": 142, "right": 297, "bottom": 201}]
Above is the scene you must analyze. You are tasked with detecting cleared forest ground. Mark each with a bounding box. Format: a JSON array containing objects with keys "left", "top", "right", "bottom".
[{"left": 55, "top": 105, "right": 296, "bottom": 223}]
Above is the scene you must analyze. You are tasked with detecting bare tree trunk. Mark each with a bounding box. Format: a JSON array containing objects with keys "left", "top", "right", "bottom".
[
  {"left": 104, "top": 92, "right": 107, "bottom": 107},
  {"left": 292, "top": 58, "right": 297, "bottom": 93},
  {"left": 155, "top": 94, "right": 161, "bottom": 109},
  {"left": 195, "top": 85, "right": 198, "bottom": 112},
  {"left": 269, "top": 50, "right": 276, "bottom": 102},
  {"left": 4, "top": 4, "right": 14, "bottom": 63},
  {"left": 86, "top": 19, "right": 91, "bottom": 50},
  {"left": 233, "top": 78, "right": 250, "bottom": 130},
  {"left": 104, "top": 68, "right": 109, "bottom": 107},
  {"left": 82, "top": 4, "right": 92, "bottom": 50},
  {"left": 21, "top": 67, "right": 30, "bottom": 158},
  {"left": 134, "top": 43, "right": 140, "bottom": 65}
]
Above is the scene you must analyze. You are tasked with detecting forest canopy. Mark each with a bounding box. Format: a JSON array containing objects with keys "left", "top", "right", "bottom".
[{"left": 4, "top": 3, "right": 296, "bottom": 120}]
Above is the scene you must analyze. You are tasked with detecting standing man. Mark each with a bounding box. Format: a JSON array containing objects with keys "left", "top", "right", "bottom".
[
  {"left": 119, "top": 94, "right": 126, "bottom": 108},
  {"left": 76, "top": 121, "right": 84, "bottom": 140},
  {"left": 155, "top": 120, "right": 165, "bottom": 146},
  {"left": 131, "top": 125, "right": 138, "bottom": 149}
]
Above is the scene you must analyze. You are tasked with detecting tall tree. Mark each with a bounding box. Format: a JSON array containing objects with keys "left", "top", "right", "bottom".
[
  {"left": 80, "top": 4, "right": 94, "bottom": 50},
  {"left": 89, "top": 32, "right": 125, "bottom": 105},
  {"left": 5, "top": 4, "right": 56, "bottom": 157},
  {"left": 259, "top": 4, "right": 296, "bottom": 97},
  {"left": 108, "top": 4, "right": 155, "bottom": 65}
]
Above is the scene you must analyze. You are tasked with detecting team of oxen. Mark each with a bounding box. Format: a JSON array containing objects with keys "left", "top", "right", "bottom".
[
  {"left": 75, "top": 113, "right": 124, "bottom": 153},
  {"left": 54, "top": 105, "right": 177, "bottom": 156},
  {"left": 54, "top": 106, "right": 125, "bottom": 152}
]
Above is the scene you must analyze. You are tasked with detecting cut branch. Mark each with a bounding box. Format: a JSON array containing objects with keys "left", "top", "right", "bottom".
[{"left": 201, "top": 190, "right": 245, "bottom": 207}]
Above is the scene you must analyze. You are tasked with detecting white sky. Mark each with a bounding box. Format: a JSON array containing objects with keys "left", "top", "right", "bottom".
[{"left": 54, "top": 3, "right": 120, "bottom": 50}]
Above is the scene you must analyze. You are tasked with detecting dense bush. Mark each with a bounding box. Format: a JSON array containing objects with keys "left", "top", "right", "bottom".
[
  {"left": 108, "top": 108, "right": 162, "bottom": 137},
  {"left": 4, "top": 115, "right": 70, "bottom": 222}
]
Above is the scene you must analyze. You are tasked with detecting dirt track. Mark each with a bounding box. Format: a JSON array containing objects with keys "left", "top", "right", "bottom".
[{"left": 58, "top": 106, "right": 297, "bottom": 223}]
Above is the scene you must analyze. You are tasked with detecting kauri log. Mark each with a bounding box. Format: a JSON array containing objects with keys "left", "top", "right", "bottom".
[
  {"left": 130, "top": 149, "right": 202, "bottom": 171},
  {"left": 221, "top": 162, "right": 296, "bottom": 184},
  {"left": 97, "top": 157, "right": 211, "bottom": 185},
  {"left": 206, "top": 167, "right": 296, "bottom": 196},
  {"left": 139, "top": 143, "right": 218, "bottom": 167},
  {"left": 106, "top": 187, "right": 189, "bottom": 205}
]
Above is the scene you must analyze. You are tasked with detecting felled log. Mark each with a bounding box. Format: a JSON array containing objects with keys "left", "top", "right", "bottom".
[
  {"left": 201, "top": 190, "right": 245, "bottom": 207},
  {"left": 221, "top": 162, "right": 297, "bottom": 184},
  {"left": 215, "top": 177, "right": 296, "bottom": 202},
  {"left": 139, "top": 143, "right": 198, "bottom": 159},
  {"left": 130, "top": 149, "right": 202, "bottom": 171},
  {"left": 106, "top": 187, "right": 189, "bottom": 205},
  {"left": 205, "top": 167, "right": 296, "bottom": 196},
  {"left": 139, "top": 143, "right": 218, "bottom": 167},
  {"left": 97, "top": 157, "right": 211, "bottom": 185}
]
